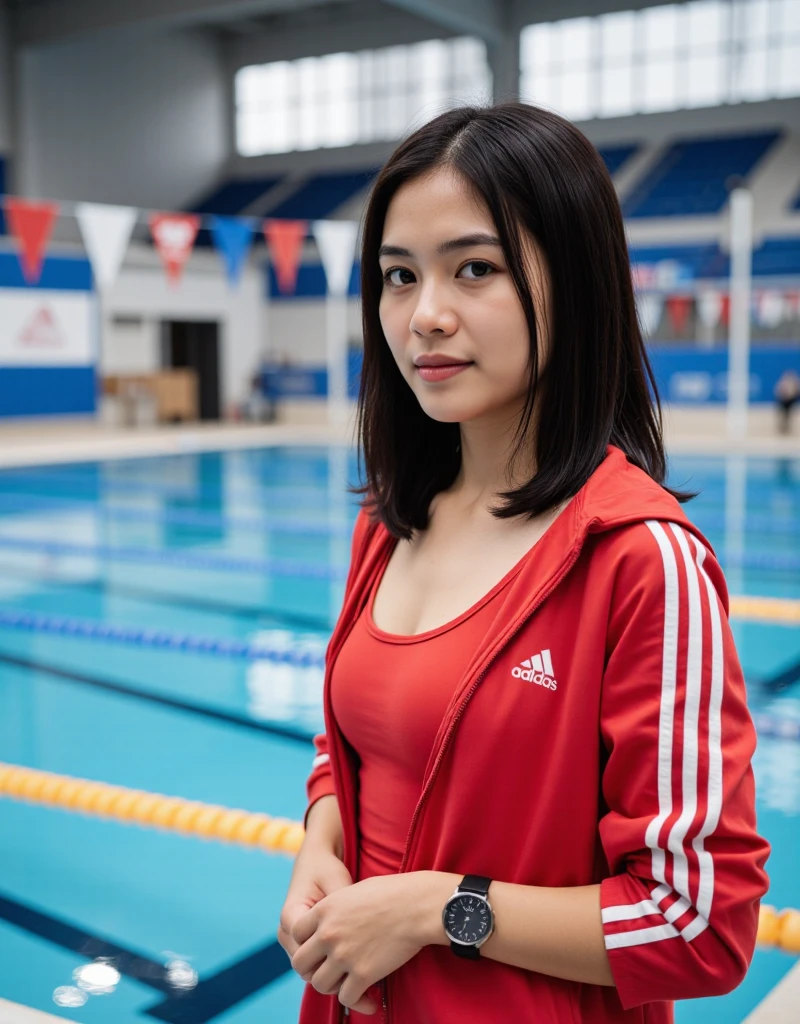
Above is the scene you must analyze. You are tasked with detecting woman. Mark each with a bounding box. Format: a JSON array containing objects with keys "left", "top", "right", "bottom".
[{"left": 278, "top": 102, "right": 770, "bottom": 1023}]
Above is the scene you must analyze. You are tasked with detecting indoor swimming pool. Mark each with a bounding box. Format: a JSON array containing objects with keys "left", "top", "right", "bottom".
[{"left": 0, "top": 447, "right": 797, "bottom": 1023}]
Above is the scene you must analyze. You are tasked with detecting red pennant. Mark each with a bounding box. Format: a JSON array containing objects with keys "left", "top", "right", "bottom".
[
  {"left": 720, "top": 293, "right": 731, "bottom": 328},
  {"left": 4, "top": 198, "right": 59, "bottom": 284},
  {"left": 264, "top": 219, "right": 307, "bottom": 295},
  {"left": 149, "top": 213, "right": 200, "bottom": 287},
  {"left": 665, "top": 295, "right": 693, "bottom": 335}
]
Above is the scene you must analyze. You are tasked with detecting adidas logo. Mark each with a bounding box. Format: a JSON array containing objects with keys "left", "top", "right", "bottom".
[{"left": 512, "top": 649, "right": 557, "bottom": 691}]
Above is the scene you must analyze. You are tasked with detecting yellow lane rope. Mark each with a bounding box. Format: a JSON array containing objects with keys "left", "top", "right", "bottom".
[
  {"left": 1, "top": 761, "right": 799, "bottom": 954},
  {"left": 730, "top": 595, "right": 800, "bottom": 625},
  {"left": 0, "top": 761, "right": 304, "bottom": 858}
]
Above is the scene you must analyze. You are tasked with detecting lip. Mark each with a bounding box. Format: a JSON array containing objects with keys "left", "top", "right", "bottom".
[
  {"left": 413, "top": 354, "right": 471, "bottom": 367},
  {"left": 416, "top": 362, "right": 473, "bottom": 382}
]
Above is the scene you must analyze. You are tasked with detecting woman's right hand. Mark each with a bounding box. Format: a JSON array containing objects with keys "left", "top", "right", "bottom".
[{"left": 278, "top": 843, "right": 355, "bottom": 962}]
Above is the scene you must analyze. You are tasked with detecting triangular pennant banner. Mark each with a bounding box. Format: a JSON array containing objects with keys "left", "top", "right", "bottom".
[
  {"left": 755, "top": 289, "right": 785, "bottom": 328},
  {"left": 149, "top": 212, "right": 200, "bottom": 287},
  {"left": 665, "top": 295, "right": 693, "bottom": 335},
  {"left": 4, "top": 198, "right": 59, "bottom": 284},
  {"left": 313, "top": 219, "right": 359, "bottom": 298},
  {"left": 636, "top": 293, "right": 663, "bottom": 337},
  {"left": 697, "top": 289, "right": 723, "bottom": 329},
  {"left": 210, "top": 215, "right": 254, "bottom": 288},
  {"left": 264, "top": 220, "right": 307, "bottom": 295},
  {"left": 720, "top": 293, "right": 731, "bottom": 328},
  {"left": 75, "top": 202, "right": 137, "bottom": 291}
]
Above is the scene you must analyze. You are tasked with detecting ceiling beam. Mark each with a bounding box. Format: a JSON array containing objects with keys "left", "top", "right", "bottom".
[
  {"left": 224, "top": 1, "right": 460, "bottom": 71},
  {"left": 11, "top": 0, "right": 330, "bottom": 48},
  {"left": 379, "top": 0, "right": 507, "bottom": 44}
]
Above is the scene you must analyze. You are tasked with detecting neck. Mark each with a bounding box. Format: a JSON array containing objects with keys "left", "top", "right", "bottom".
[{"left": 451, "top": 406, "right": 536, "bottom": 513}]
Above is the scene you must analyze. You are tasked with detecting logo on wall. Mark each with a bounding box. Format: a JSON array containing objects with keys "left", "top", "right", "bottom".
[{"left": 18, "top": 306, "right": 66, "bottom": 348}]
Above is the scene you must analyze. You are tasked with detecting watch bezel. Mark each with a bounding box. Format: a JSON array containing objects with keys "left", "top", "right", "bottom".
[{"left": 442, "top": 890, "right": 495, "bottom": 948}]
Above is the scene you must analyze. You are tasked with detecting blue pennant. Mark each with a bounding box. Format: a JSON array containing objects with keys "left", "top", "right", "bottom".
[{"left": 209, "top": 215, "right": 254, "bottom": 287}]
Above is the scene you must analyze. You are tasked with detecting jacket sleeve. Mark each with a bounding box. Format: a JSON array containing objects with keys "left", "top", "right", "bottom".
[
  {"left": 598, "top": 519, "right": 770, "bottom": 1009},
  {"left": 303, "top": 507, "right": 374, "bottom": 827}
]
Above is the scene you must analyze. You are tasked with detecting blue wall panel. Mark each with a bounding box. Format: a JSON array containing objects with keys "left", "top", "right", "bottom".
[
  {"left": 648, "top": 344, "right": 800, "bottom": 404},
  {"left": 0, "top": 367, "right": 97, "bottom": 418},
  {"left": 0, "top": 253, "right": 93, "bottom": 290}
]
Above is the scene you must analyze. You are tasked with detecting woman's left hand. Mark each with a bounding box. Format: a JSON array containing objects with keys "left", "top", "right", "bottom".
[{"left": 291, "top": 871, "right": 451, "bottom": 1012}]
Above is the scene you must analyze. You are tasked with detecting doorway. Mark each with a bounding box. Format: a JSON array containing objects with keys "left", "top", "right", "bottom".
[{"left": 161, "top": 320, "right": 221, "bottom": 421}]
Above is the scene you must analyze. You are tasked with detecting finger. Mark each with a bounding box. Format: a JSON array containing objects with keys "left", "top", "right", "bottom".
[
  {"left": 291, "top": 906, "right": 319, "bottom": 946},
  {"left": 338, "top": 976, "right": 377, "bottom": 1014},
  {"left": 310, "top": 961, "right": 347, "bottom": 996},
  {"left": 291, "top": 937, "right": 324, "bottom": 980},
  {"left": 277, "top": 926, "right": 298, "bottom": 960}
]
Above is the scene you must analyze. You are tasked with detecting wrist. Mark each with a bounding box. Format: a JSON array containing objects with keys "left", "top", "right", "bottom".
[{"left": 412, "top": 871, "right": 462, "bottom": 947}]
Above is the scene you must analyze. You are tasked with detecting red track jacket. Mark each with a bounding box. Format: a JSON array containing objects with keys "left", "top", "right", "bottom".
[{"left": 298, "top": 445, "right": 770, "bottom": 1023}]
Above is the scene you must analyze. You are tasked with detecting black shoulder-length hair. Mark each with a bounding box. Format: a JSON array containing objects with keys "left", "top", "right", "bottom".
[{"left": 356, "top": 101, "right": 688, "bottom": 539}]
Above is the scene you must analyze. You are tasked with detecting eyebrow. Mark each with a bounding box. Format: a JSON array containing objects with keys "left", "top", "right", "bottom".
[{"left": 378, "top": 232, "right": 502, "bottom": 258}]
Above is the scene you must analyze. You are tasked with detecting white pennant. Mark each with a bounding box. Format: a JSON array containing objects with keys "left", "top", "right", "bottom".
[
  {"left": 75, "top": 202, "right": 137, "bottom": 291},
  {"left": 755, "top": 289, "right": 785, "bottom": 328},
  {"left": 697, "top": 289, "right": 723, "bottom": 329},
  {"left": 312, "top": 220, "right": 359, "bottom": 298},
  {"left": 637, "top": 293, "right": 663, "bottom": 337}
]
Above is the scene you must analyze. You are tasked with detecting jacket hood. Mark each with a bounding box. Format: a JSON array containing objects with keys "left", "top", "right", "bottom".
[{"left": 579, "top": 445, "right": 702, "bottom": 540}]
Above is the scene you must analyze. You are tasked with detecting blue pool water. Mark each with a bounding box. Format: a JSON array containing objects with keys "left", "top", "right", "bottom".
[{"left": 0, "top": 447, "right": 797, "bottom": 1022}]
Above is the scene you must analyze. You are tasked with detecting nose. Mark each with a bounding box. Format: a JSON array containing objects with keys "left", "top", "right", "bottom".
[{"left": 409, "top": 282, "right": 458, "bottom": 338}]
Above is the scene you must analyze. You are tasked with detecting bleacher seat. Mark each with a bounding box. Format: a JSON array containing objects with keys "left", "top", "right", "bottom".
[
  {"left": 623, "top": 131, "right": 781, "bottom": 219},
  {"left": 752, "top": 237, "right": 800, "bottom": 277},
  {"left": 268, "top": 169, "right": 378, "bottom": 220},
  {"left": 598, "top": 144, "right": 638, "bottom": 176},
  {"left": 191, "top": 176, "right": 282, "bottom": 215}
]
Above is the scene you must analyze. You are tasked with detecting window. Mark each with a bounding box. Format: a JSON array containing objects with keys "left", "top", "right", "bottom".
[
  {"left": 235, "top": 37, "right": 491, "bottom": 156},
  {"left": 520, "top": 0, "right": 800, "bottom": 122}
]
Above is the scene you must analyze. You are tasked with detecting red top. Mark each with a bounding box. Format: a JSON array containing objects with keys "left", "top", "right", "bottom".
[{"left": 332, "top": 544, "right": 527, "bottom": 882}]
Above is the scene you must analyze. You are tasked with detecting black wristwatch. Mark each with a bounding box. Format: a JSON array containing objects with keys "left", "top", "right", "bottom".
[{"left": 442, "top": 874, "right": 494, "bottom": 959}]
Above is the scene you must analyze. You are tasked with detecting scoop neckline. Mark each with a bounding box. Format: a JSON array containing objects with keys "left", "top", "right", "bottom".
[{"left": 365, "top": 538, "right": 533, "bottom": 645}]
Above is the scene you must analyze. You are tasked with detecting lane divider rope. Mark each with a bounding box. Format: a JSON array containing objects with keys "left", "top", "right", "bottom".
[
  {"left": 729, "top": 595, "right": 800, "bottom": 625},
  {"left": 0, "top": 761, "right": 797, "bottom": 952},
  {"left": 0, "top": 537, "right": 346, "bottom": 580},
  {"left": 0, "top": 762, "right": 305, "bottom": 858},
  {"left": 0, "top": 609, "right": 327, "bottom": 665},
  {"left": 0, "top": 493, "right": 352, "bottom": 537}
]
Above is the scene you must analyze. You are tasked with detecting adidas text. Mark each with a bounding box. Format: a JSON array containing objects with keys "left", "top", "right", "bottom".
[{"left": 512, "top": 649, "right": 557, "bottom": 691}]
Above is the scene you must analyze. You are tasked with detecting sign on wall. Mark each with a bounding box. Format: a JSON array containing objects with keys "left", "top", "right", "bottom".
[{"left": 0, "top": 289, "right": 95, "bottom": 365}]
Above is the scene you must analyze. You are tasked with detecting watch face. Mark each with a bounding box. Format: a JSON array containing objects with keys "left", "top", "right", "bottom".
[{"left": 445, "top": 894, "right": 492, "bottom": 945}]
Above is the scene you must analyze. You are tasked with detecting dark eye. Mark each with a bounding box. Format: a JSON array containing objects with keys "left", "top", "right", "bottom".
[
  {"left": 458, "top": 260, "right": 494, "bottom": 280},
  {"left": 383, "top": 267, "right": 415, "bottom": 287}
]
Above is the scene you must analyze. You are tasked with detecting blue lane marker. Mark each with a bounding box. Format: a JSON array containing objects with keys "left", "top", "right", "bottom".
[
  {"left": 0, "top": 609, "right": 327, "bottom": 667},
  {"left": 0, "top": 536, "right": 347, "bottom": 580},
  {"left": 0, "top": 491, "right": 353, "bottom": 537},
  {"left": 0, "top": 890, "right": 293, "bottom": 1021},
  {"left": 0, "top": 652, "right": 316, "bottom": 744},
  {"left": 0, "top": 563, "right": 333, "bottom": 631}
]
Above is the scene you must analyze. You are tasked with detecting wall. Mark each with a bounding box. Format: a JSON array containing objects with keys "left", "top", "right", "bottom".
[
  {"left": 0, "top": 0, "right": 12, "bottom": 157},
  {"left": 16, "top": 27, "right": 228, "bottom": 209},
  {"left": 103, "top": 245, "right": 264, "bottom": 414}
]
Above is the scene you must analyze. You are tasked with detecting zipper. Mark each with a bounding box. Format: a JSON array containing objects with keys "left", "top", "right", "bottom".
[{"left": 398, "top": 540, "right": 584, "bottom": 874}]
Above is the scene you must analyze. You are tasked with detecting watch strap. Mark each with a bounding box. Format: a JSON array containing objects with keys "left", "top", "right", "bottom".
[
  {"left": 451, "top": 940, "right": 481, "bottom": 959},
  {"left": 458, "top": 874, "right": 491, "bottom": 896}
]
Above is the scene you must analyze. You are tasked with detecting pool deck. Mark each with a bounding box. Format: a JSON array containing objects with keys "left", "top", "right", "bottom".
[
  {"left": 0, "top": 405, "right": 797, "bottom": 469},
  {"left": 743, "top": 960, "right": 800, "bottom": 1022},
  {"left": 0, "top": 999, "right": 79, "bottom": 1023}
]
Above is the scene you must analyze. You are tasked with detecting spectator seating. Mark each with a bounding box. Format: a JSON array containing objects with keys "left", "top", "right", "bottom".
[{"left": 623, "top": 131, "right": 781, "bottom": 218}]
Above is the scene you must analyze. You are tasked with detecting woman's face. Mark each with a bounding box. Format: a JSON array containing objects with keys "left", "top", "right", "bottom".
[{"left": 378, "top": 166, "right": 548, "bottom": 427}]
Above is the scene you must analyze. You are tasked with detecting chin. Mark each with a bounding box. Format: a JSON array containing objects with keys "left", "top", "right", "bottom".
[{"left": 416, "top": 395, "right": 488, "bottom": 424}]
